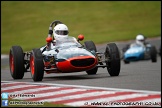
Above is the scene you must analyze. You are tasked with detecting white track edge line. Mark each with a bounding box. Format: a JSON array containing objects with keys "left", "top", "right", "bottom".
[{"left": 1, "top": 81, "right": 161, "bottom": 94}]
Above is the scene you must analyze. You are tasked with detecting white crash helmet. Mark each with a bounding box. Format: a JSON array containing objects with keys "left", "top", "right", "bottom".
[
  {"left": 53, "top": 24, "right": 69, "bottom": 40},
  {"left": 136, "top": 34, "right": 145, "bottom": 45}
]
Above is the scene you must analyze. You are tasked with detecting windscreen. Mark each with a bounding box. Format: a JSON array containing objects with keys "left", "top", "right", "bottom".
[{"left": 55, "top": 37, "right": 82, "bottom": 48}]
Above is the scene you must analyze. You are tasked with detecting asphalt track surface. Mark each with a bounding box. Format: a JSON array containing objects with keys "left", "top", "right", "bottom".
[{"left": 1, "top": 37, "right": 161, "bottom": 92}]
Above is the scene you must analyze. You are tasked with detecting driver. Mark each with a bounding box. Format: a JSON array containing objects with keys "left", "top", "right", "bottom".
[
  {"left": 122, "top": 34, "right": 147, "bottom": 53},
  {"left": 42, "top": 24, "right": 77, "bottom": 52},
  {"left": 134, "top": 34, "right": 146, "bottom": 46},
  {"left": 129, "top": 34, "right": 147, "bottom": 48},
  {"left": 45, "top": 23, "right": 69, "bottom": 51},
  {"left": 53, "top": 24, "right": 69, "bottom": 40}
]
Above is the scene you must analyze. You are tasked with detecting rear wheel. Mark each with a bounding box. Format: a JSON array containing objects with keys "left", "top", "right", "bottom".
[
  {"left": 150, "top": 46, "right": 157, "bottom": 62},
  {"left": 30, "top": 49, "right": 44, "bottom": 81},
  {"left": 84, "top": 41, "right": 98, "bottom": 75},
  {"left": 9, "top": 46, "right": 25, "bottom": 79},
  {"left": 105, "top": 43, "right": 120, "bottom": 76}
]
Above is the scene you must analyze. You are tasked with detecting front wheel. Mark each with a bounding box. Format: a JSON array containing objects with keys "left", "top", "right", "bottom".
[
  {"left": 105, "top": 43, "right": 121, "bottom": 76},
  {"left": 123, "top": 59, "right": 130, "bottom": 64},
  {"left": 9, "top": 46, "right": 25, "bottom": 79},
  {"left": 30, "top": 49, "right": 44, "bottom": 81}
]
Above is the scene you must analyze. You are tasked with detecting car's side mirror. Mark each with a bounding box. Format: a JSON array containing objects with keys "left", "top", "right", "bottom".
[
  {"left": 46, "top": 37, "right": 53, "bottom": 43},
  {"left": 78, "top": 34, "right": 84, "bottom": 41}
]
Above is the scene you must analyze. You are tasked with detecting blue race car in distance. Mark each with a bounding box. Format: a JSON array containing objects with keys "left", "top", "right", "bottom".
[{"left": 122, "top": 43, "right": 157, "bottom": 64}]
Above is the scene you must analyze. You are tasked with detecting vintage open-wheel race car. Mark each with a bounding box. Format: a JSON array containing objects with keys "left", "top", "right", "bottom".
[{"left": 9, "top": 20, "right": 121, "bottom": 82}]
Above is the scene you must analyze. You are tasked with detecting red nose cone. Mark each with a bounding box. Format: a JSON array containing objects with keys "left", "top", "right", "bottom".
[
  {"left": 46, "top": 37, "right": 53, "bottom": 43},
  {"left": 78, "top": 34, "right": 84, "bottom": 41}
]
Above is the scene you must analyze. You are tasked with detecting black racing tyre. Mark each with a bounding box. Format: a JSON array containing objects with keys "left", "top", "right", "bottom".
[
  {"left": 105, "top": 43, "right": 121, "bottom": 76},
  {"left": 84, "top": 41, "right": 97, "bottom": 52},
  {"left": 9, "top": 46, "right": 25, "bottom": 79},
  {"left": 159, "top": 45, "right": 161, "bottom": 57},
  {"left": 150, "top": 46, "right": 157, "bottom": 62},
  {"left": 30, "top": 48, "right": 44, "bottom": 81},
  {"left": 123, "top": 59, "right": 130, "bottom": 64},
  {"left": 84, "top": 41, "right": 98, "bottom": 75}
]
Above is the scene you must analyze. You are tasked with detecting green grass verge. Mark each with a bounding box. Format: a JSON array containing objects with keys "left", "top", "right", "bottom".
[
  {"left": 1, "top": 1, "right": 161, "bottom": 54},
  {"left": 1, "top": 98, "right": 71, "bottom": 107}
]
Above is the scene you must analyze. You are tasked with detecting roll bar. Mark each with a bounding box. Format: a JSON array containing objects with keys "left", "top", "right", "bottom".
[{"left": 48, "top": 20, "right": 63, "bottom": 37}]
